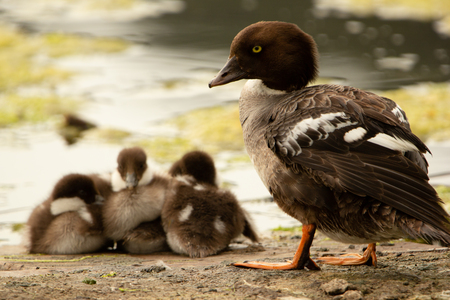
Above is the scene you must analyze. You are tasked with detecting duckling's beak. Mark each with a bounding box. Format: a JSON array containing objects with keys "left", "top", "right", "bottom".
[
  {"left": 126, "top": 172, "right": 138, "bottom": 189},
  {"left": 94, "top": 195, "right": 104, "bottom": 205},
  {"left": 209, "top": 56, "right": 248, "bottom": 88}
]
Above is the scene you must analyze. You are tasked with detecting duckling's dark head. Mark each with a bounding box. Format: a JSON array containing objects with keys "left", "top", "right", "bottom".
[
  {"left": 51, "top": 174, "right": 99, "bottom": 204},
  {"left": 117, "top": 147, "right": 148, "bottom": 189},
  {"left": 169, "top": 151, "right": 217, "bottom": 186},
  {"left": 209, "top": 21, "right": 318, "bottom": 92}
]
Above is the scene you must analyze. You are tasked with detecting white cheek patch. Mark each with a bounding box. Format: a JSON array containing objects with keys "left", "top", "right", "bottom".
[
  {"left": 178, "top": 204, "right": 193, "bottom": 222},
  {"left": 213, "top": 216, "right": 226, "bottom": 234},
  {"left": 368, "top": 133, "right": 419, "bottom": 152},
  {"left": 138, "top": 162, "right": 156, "bottom": 187},
  {"left": 344, "top": 127, "right": 367, "bottom": 143},
  {"left": 51, "top": 197, "right": 85, "bottom": 216},
  {"left": 111, "top": 169, "right": 126, "bottom": 192},
  {"left": 50, "top": 197, "right": 93, "bottom": 224}
]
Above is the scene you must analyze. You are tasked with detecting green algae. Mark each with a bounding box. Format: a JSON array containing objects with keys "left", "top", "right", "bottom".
[
  {"left": 134, "top": 136, "right": 197, "bottom": 163},
  {"left": 82, "top": 278, "right": 96, "bottom": 285},
  {"left": 170, "top": 104, "right": 244, "bottom": 153},
  {"left": 42, "top": 32, "right": 128, "bottom": 57},
  {"left": 271, "top": 226, "right": 303, "bottom": 232},
  {"left": 83, "top": 128, "right": 132, "bottom": 144},
  {"left": 0, "top": 94, "right": 79, "bottom": 127},
  {"left": 0, "top": 24, "right": 128, "bottom": 127}
]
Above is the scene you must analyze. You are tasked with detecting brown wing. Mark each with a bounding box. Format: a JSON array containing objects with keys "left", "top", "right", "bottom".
[{"left": 266, "top": 84, "right": 449, "bottom": 233}]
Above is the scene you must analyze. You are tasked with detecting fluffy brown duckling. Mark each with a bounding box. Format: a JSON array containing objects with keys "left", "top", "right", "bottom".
[
  {"left": 121, "top": 217, "right": 169, "bottom": 254},
  {"left": 209, "top": 21, "right": 450, "bottom": 270},
  {"left": 25, "top": 174, "right": 106, "bottom": 254},
  {"left": 162, "top": 150, "right": 259, "bottom": 258},
  {"left": 102, "top": 147, "right": 173, "bottom": 252}
]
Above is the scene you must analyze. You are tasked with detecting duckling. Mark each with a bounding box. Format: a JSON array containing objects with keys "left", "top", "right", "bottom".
[
  {"left": 162, "top": 150, "right": 259, "bottom": 258},
  {"left": 121, "top": 217, "right": 169, "bottom": 254},
  {"left": 102, "top": 147, "right": 174, "bottom": 244},
  {"left": 25, "top": 173, "right": 106, "bottom": 254},
  {"left": 209, "top": 21, "right": 450, "bottom": 270}
]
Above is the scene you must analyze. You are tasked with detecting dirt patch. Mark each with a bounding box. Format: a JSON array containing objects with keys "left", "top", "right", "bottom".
[{"left": 1, "top": 232, "right": 450, "bottom": 300}]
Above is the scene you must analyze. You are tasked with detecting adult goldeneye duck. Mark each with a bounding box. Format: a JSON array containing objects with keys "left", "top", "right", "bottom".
[
  {"left": 25, "top": 174, "right": 106, "bottom": 254},
  {"left": 102, "top": 147, "right": 174, "bottom": 246},
  {"left": 161, "top": 150, "right": 259, "bottom": 258},
  {"left": 209, "top": 21, "right": 450, "bottom": 270}
]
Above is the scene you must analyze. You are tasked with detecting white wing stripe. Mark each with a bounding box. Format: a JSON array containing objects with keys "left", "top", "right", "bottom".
[
  {"left": 368, "top": 133, "right": 419, "bottom": 152},
  {"left": 282, "top": 112, "right": 358, "bottom": 155}
]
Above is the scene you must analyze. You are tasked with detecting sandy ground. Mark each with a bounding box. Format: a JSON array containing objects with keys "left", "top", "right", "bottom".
[{"left": 1, "top": 231, "right": 450, "bottom": 300}]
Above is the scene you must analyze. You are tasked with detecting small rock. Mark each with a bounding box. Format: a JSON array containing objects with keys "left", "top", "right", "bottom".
[
  {"left": 348, "top": 245, "right": 355, "bottom": 249},
  {"left": 408, "top": 296, "right": 432, "bottom": 300},
  {"left": 321, "top": 278, "right": 350, "bottom": 295},
  {"left": 342, "top": 290, "right": 363, "bottom": 300},
  {"left": 141, "top": 266, "right": 166, "bottom": 273}
]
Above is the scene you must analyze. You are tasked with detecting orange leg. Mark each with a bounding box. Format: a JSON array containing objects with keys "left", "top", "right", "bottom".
[
  {"left": 316, "top": 243, "right": 377, "bottom": 267},
  {"left": 232, "top": 224, "right": 320, "bottom": 270}
]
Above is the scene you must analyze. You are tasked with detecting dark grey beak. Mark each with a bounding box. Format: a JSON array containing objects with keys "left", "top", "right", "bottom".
[
  {"left": 209, "top": 56, "right": 248, "bottom": 88},
  {"left": 94, "top": 195, "right": 104, "bottom": 205},
  {"left": 126, "top": 172, "right": 138, "bottom": 189}
]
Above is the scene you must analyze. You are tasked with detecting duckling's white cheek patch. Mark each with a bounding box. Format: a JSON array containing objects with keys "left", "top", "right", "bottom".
[
  {"left": 51, "top": 197, "right": 84, "bottom": 216},
  {"left": 178, "top": 204, "right": 193, "bottom": 222},
  {"left": 213, "top": 216, "right": 226, "bottom": 234},
  {"left": 50, "top": 197, "right": 93, "bottom": 224},
  {"left": 138, "top": 165, "right": 154, "bottom": 187},
  {"left": 368, "top": 133, "right": 419, "bottom": 152},
  {"left": 111, "top": 169, "right": 126, "bottom": 192},
  {"left": 343, "top": 127, "right": 367, "bottom": 143}
]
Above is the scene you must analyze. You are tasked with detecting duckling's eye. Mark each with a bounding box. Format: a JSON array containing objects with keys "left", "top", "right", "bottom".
[{"left": 252, "top": 45, "right": 262, "bottom": 53}]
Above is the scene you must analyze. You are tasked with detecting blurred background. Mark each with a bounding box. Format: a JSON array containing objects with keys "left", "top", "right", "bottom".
[{"left": 1, "top": 0, "right": 450, "bottom": 247}]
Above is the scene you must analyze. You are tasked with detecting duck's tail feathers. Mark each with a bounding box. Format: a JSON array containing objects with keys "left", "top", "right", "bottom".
[{"left": 401, "top": 220, "right": 450, "bottom": 247}]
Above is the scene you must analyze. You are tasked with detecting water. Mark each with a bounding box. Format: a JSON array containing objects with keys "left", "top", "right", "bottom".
[{"left": 1, "top": 0, "right": 450, "bottom": 246}]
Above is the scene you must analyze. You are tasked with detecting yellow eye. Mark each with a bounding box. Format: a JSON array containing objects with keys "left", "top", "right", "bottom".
[{"left": 252, "top": 45, "right": 262, "bottom": 53}]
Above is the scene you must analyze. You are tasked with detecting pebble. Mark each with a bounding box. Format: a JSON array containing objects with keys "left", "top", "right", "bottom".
[
  {"left": 407, "top": 296, "right": 432, "bottom": 300},
  {"left": 333, "top": 290, "right": 364, "bottom": 300},
  {"left": 321, "top": 278, "right": 350, "bottom": 295}
]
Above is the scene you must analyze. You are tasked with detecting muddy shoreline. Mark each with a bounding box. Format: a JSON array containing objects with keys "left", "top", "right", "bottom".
[{"left": 2, "top": 231, "right": 450, "bottom": 300}]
